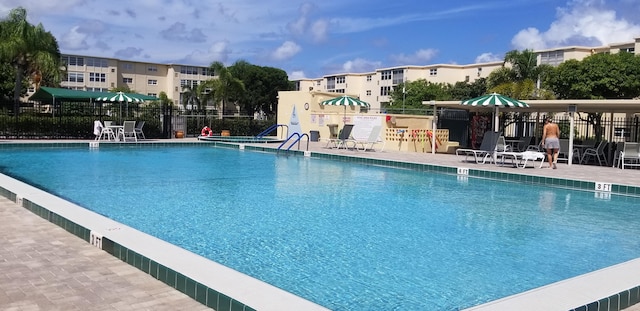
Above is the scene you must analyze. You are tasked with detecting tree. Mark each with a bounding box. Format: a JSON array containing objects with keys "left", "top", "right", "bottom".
[
  {"left": 206, "top": 61, "right": 244, "bottom": 115},
  {"left": 449, "top": 78, "right": 488, "bottom": 100},
  {"left": 0, "top": 7, "right": 62, "bottom": 112},
  {"left": 229, "top": 60, "right": 291, "bottom": 117},
  {"left": 387, "top": 79, "right": 452, "bottom": 114},
  {"left": 545, "top": 52, "right": 640, "bottom": 139}
]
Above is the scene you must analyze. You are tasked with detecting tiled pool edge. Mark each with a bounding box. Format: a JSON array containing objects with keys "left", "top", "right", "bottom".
[{"left": 2, "top": 141, "right": 640, "bottom": 310}]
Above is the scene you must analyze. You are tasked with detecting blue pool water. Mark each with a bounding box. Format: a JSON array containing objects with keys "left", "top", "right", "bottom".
[{"left": 1, "top": 145, "right": 640, "bottom": 310}]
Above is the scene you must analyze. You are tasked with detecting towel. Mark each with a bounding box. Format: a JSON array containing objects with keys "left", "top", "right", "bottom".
[{"left": 93, "top": 120, "right": 103, "bottom": 136}]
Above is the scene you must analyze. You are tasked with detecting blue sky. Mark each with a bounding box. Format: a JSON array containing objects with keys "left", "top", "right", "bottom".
[{"left": 2, "top": 0, "right": 640, "bottom": 80}]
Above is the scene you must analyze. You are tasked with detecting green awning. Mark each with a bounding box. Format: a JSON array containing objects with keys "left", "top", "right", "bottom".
[
  {"left": 28, "top": 87, "right": 110, "bottom": 103},
  {"left": 29, "top": 87, "right": 158, "bottom": 103}
]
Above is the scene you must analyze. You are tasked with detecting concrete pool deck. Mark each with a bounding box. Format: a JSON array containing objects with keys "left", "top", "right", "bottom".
[{"left": 1, "top": 138, "right": 640, "bottom": 310}]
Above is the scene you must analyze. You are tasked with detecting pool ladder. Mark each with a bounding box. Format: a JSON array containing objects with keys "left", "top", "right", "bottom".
[{"left": 277, "top": 133, "right": 309, "bottom": 151}]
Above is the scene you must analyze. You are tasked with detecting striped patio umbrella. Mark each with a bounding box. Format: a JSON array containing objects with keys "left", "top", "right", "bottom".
[
  {"left": 461, "top": 92, "right": 529, "bottom": 131},
  {"left": 96, "top": 92, "right": 155, "bottom": 123},
  {"left": 321, "top": 95, "right": 370, "bottom": 125}
]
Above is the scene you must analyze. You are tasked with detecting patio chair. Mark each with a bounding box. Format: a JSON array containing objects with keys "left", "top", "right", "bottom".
[
  {"left": 514, "top": 136, "right": 533, "bottom": 152},
  {"left": 325, "top": 124, "right": 354, "bottom": 149},
  {"left": 612, "top": 142, "right": 625, "bottom": 168},
  {"left": 95, "top": 120, "right": 116, "bottom": 141},
  {"left": 621, "top": 142, "right": 640, "bottom": 170},
  {"left": 580, "top": 141, "right": 606, "bottom": 165},
  {"left": 557, "top": 139, "right": 581, "bottom": 164},
  {"left": 134, "top": 121, "right": 146, "bottom": 140},
  {"left": 351, "top": 125, "right": 385, "bottom": 151},
  {"left": 119, "top": 121, "right": 138, "bottom": 142},
  {"left": 456, "top": 131, "right": 501, "bottom": 164}
]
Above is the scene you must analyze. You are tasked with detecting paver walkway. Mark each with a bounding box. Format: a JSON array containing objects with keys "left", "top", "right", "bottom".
[{"left": 0, "top": 196, "right": 210, "bottom": 311}]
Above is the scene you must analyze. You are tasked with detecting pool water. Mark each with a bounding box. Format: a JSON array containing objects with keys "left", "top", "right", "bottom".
[{"left": 1, "top": 145, "right": 639, "bottom": 310}]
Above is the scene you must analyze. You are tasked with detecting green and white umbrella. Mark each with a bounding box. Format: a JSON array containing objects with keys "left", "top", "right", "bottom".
[
  {"left": 96, "top": 92, "right": 157, "bottom": 123},
  {"left": 461, "top": 92, "right": 529, "bottom": 131},
  {"left": 321, "top": 95, "right": 370, "bottom": 125}
]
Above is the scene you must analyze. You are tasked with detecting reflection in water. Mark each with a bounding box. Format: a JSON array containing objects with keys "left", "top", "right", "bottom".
[{"left": 538, "top": 190, "right": 556, "bottom": 211}]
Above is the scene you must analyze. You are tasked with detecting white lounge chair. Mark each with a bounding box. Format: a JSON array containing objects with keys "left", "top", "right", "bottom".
[
  {"left": 95, "top": 120, "right": 116, "bottom": 141},
  {"left": 621, "top": 142, "right": 640, "bottom": 170},
  {"left": 496, "top": 150, "right": 547, "bottom": 168},
  {"left": 351, "top": 126, "right": 385, "bottom": 151},
  {"left": 456, "top": 131, "right": 501, "bottom": 164}
]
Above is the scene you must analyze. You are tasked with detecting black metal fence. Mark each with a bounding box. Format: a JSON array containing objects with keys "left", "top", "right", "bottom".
[{"left": 0, "top": 100, "right": 276, "bottom": 139}]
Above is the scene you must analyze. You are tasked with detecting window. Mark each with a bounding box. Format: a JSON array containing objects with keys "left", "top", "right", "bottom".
[
  {"left": 380, "top": 70, "right": 391, "bottom": 80},
  {"left": 366, "top": 75, "right": 372, "bottom": 82},
  {"left": 86, "top": 58, "right": 108, "bottom": 67},
  {"left": 392, "top": 69, "right": 404, "bottom": 84},
  {"left": 335, "top": 89, "right": 345, "bottom": 93},
  {"left": 148, "top": 93, "right": 157, "bottom": 97},
  {"left": 429, "top": 69, "right": 437, "bottom": 76},
  {"left": 66, "top": 72, "right": 84, "bottom": 83},
  {"left": 477, "top": 67, "right": 482, "bottom": 77},
  {"left": 148, "top": 79, "right": 158, "bottom": 85},
  {"left": 87, "top": 87, "right": 108, "bottom": 92},
  {"left": 465, "top": 76, "right": 470, "bottom": 82},
  {"left": 180, "top": 66, "right": 198, "bottom": 74},
  {"left": 201, "top": 67, "right": 214, "bottom": 76},
  {"left": 380, "top": 86, "right": 391, "bottom": 96},
  {"left": 89, "top": 72, "right": 106, "bottom": 82},
  {"left": 180, "top": 79, "right": 198, "bottom": 89},
  {"left": 539, "top": 51, "right": 564, "bottom": 66},
  {"left": 620, "top": 47, "right": 635, "bottom": 53},
  {"left": 148, "top": 65, "right": 158, "bottom": 72},
  {"left": 122, "top": 63, "right": 134, "bottom": 70},
  {"left": 366, "top": 90, "right": 371, "bottom": 96},
  {"left": 62, "top": 56, "right": 84, "bottom": 67},
  {"left": 336, "top": 76, "right": 345, "bottom": 84},
  {"left": 123, "top": 77, "right": 133, "bottom": 83},
  {"left": 316, "top": 80, "right": 321, "bottom": 85},
  {"left": 27, "top": 87, "right": 35, "bottom": 93},
  {"left": 326, "top": 77, "right": 336, "bottom": 90}
]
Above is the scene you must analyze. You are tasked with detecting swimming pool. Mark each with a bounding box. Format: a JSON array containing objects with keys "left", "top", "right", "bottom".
[{"left": 1, "top": 144, "right": 640, "bottom": 310}]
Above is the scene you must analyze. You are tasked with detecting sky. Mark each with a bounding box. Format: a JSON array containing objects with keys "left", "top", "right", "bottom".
[{"left": 2, "top": 0, "right": 640, "bottom": 80}]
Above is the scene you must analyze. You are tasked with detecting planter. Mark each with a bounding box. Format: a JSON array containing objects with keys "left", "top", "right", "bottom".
[
  {"left": 174, "top": 130, "right": 184, "bottom": 138},
  {"left": 221, "top": 130, "right": 231, "bottom": 136}
]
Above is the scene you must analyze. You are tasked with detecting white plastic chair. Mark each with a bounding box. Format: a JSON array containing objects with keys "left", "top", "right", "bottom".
[
  {"left": 95, "top": 120, "right": 116, "bottom": 141},
  {"left": 119, "top": 121, "right": 137, "bottom": 142},
  {"left": 580, "top": 141, "right": 606, "bottom": 165},
  {"left": 134, "top": 121, "right": 146, "bottom": 139}
]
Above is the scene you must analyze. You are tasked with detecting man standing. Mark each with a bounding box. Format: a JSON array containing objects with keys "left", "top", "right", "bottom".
[{"left": 541, "top": 118, "right": 560, "bottom": 169}]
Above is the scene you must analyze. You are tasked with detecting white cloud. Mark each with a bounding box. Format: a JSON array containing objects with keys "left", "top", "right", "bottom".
[
  {"left": 271, "top": 41, "right": 301, "bottom": 61},
  {"left": 182, "top": 41, "right": 232, "bottom": 65},
  {"left": 59, "top": 26, "right": 89, "bottom": 50},
  {"left": 474, "top": 52, "right": 503, "bottom": 63},
  {"left": 341, "top": 58, "right": 382, "bottom": 73},
  {"left": 310, "top": 19, "right": 329, "bottom": 43},
  {"left": 390, "top": 49, "right": 438, "bottom": 65},
  {"left": 511, "top": 0, "right": 640, "bottom": 50},
  {"left": 289, "top": 70, "right": 306, "bottom": 80}
]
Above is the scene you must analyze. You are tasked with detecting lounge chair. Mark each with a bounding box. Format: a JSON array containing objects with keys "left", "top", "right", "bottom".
[
  {"left": 351, "top": 125, "right": 385, "bottom": 151},
  {"left": 557, "top": 139, "right": 581, "bottom": 164},
  {"left": 621, "top": 142, "right": 640, "bottom": 170},
  {"left": 325, "top": 124, "right": 354, "bottom": 149},
  {"left": 134, "top": 121, "right": 146, "bottom": 140},
  {"left": 495, "top": 150, "right": 546, "bottom": 168},
  {"left": 456, "top": 131, "right": 501, "bottom": 164},
  {"left": 119, "top": 121, "right": 138, "bottom": 142}
]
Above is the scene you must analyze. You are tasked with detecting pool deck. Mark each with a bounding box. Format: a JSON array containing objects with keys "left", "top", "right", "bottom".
[{"left": 2, "top": 138, "right": 640, "bottom": 311}]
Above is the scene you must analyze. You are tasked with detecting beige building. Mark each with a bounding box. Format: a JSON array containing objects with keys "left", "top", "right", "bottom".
[{"left": 293, "top": 36, "right": 640, "bottom": 112}]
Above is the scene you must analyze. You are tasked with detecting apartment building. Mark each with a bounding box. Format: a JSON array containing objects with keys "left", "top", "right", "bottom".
[
  {"left": 27, "top": 54, "right": 216, "bottom": 108},
  {"left": 294, "top": 36, "right": 640, "bottom": 112}
]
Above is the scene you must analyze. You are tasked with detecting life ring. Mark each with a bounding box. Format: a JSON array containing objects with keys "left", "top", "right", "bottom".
[{"left": 201, "top": 126, "right": 212, "bottom": 137}]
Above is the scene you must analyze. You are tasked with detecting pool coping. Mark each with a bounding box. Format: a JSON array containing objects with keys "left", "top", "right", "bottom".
[{"left": 1, "top": 140, "right": 639, "bottom": 310}]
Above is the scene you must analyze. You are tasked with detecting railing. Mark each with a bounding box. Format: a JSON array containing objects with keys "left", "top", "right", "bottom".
[
  {"left": 277, "top": 133, "right": 309, "bottom": 151},
  {"left": 257, "top": 124, "right": 288, "bottom": 139}
]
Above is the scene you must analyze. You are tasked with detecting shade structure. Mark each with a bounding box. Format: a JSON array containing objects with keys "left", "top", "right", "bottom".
[
  {"left": 461, "top": 92, "right": 529, "bottom": 132},
  {"left": 320, "top": 95, "right": 370, "bottom": 125}
]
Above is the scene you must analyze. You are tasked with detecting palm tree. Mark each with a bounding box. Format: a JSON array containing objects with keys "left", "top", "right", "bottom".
[
  {"left": 503, "top": 49, "right": 540, "bottom": 82},
  {"left": 180, "top": 85, "right": 201, "bottom": 111},
  {"left": 0, "top": 7, "right": 62, "bottom": 112},
  {"left": 207, "top": 61, "right": 245, "bottom": 116}
]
